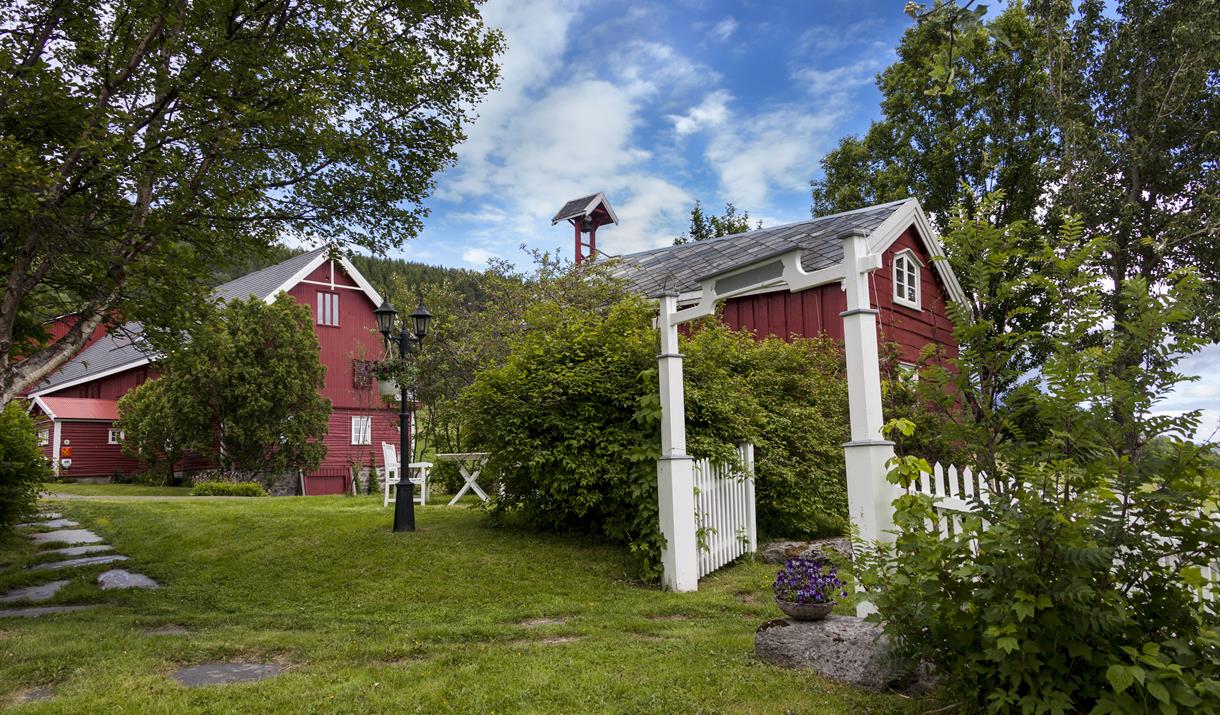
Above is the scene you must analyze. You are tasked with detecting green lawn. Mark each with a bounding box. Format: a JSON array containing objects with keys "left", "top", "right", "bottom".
[
  {"left": 1, "top": 496, "right": 935, "bottom": 713},
  {"left": 43, "top": 482, "right": 194, "bottom": 497}
]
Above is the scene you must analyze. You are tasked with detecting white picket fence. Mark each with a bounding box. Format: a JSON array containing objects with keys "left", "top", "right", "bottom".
[
  {"left": 907, "top": 462, "right": 1218, "bottom": 602},
  {"left": 693, "top": 442, "right": 757, "bottom": 580}
]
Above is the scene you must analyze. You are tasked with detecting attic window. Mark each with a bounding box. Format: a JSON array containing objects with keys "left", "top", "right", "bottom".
[
  {"left": 893, "top": 250, "right": 921, "bottom": 310},
  {"left": 37, "top": 429, "right": 49, "bottom": 446},
  {"left": 316, "top": 291, "right": 340, "bottom": 326}
]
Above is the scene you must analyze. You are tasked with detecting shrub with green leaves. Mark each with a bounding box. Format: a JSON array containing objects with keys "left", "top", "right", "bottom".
[
  {"left": 461, "top": 289, "right": 852, "bottom": 579},
  {"left": 191, "top": 480, "right": 266, "bottom": 497},
  {"left": 0, "top": 401, "right": 51, "bottom": 530},
  {"left": 854, "top": 201, "right": 1220, "bottom": 713}
]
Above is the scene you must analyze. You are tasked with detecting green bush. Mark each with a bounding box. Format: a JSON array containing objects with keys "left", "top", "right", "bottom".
[
  {"left": 0, "top": 401, "right": 51, "bottom": 530},
  {"left": 461, "top": 293, "right": 852, "bottom": 579},
  {"left": 190, "top": 480, "right": 266, "bottom": 497}
]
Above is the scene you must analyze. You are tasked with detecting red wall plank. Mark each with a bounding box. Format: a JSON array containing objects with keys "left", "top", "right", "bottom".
[{"left": 716, "top": 225, "right": 958, "bottom": 366}]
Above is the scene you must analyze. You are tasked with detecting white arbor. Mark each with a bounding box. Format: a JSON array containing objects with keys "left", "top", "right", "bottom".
[{"left": 655, "top": 228, "right": 895, "bottom": 598}]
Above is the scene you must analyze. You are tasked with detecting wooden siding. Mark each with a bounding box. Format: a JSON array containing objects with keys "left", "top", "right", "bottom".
[
  {"left": 287, "top": 260, "right": 388, "bottom": 411},
  {"left": 56, "top": 420, "right": 143, "bottom": 477},
  {"left": 718, "top": 226, "right": 958, "bottom": 365},
  {"left": 311, "top": 407, "right": 406, "bottom": 475}
]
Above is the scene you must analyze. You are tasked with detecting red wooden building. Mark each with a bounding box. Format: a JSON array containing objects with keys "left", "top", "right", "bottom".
[
  {"left": 613, "top": 197, "right": 966, "bottom": 367},
  {"left": 27, "top": 248, "right": 401, "bottom": 494}
]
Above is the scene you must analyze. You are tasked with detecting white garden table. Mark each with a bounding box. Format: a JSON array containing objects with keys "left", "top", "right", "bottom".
[{"left": 435, "top": 452, "right": 491, "bottom": 506}]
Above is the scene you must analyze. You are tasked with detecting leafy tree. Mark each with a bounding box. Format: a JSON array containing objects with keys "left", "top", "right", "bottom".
[
  {"left": 673, "top": 201, "right": 760, "bottom": 245},
  {"left": 811, "top": 3, "right": 1056, "bottom": 227},
  {"left": 117, "top": 377, "right": 186, "bottom": 484},
  {"left": 0, "top": 0, "right": 503, "bottom": 405},
  {"left": 0, "top": 401, "right": 50, "bottom": 531},
  {"left": 854, "top": 203, "right": 1219, "bottom": 712},
  {"left": 812, "top": 0, "right": 1220, "bottom": 341},
  {"left": 159, "top": 294, "right": 331, "bottom": 476}
]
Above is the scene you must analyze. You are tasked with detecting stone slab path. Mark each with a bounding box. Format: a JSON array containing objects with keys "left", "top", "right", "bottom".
[
  {"left": 28, "top": 555, "right": 129, "bottom": 572},
  {"left": 0, "top": 580, "right": 70, "bottom": 604},
  {"left": 0, "top": 605, "right": 98, "bottom": 618},
  {"left": 98, "top": 569, "right": 158, "bottom": 590},
  {"left": 28, "top": 529, "right": 104, "bottom": 545},
  {"left": 42, "top": 544, "right": 114, "bottom": 557},
  {"left": 171, "top": 663, "right": 285, "bottom": 687},
  {"left": 15, "top": 517, "right": 77, "bottom": 528}
]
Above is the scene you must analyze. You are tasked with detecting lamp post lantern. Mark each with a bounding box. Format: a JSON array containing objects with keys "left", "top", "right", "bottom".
[{"left": 375, "top": 297, "right": 431, "bottom": 532}]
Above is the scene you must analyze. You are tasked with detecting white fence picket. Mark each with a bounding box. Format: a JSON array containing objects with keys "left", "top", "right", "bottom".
[
  {"left": 693, "top": 443, "right": 757, "bottom": 581},
  {"left": 906, "top": 461, "right": 1220, "bottom": 605}
]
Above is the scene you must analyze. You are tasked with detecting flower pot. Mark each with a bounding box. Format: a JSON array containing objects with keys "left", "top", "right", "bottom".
[
  {"left": 775, "top": 598, "right": 834, "bottom": 621},
  {"left": 377, "top": 379, "right": 400, "bottom": 399}
]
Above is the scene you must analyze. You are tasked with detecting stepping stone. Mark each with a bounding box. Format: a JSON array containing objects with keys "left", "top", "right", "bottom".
[
  {"left": 17, "top": 518, "right": 80, "bottom": 529},
  {"left": 15, "top": 687, "right": 54, "bottom": 703},
  {"left": 0, "top": 605, "right": 97, "bottom": 618},
  {"left": 28, "top": 529, "right": 103, "bottom": 545},
  {"left": 98, "top": 569, "right": 158, "bottom": 590},
  {"left": 36, "top": 513, "right": 63, "bottom": 520},
  {"left": 171, "top": 662, "right": 284, "bottom": 687},
  {"left": 42, "top": 544, "right": 114, "bottom": 557},
  {"left": 519, "top": 617, "right": 567, "bottom": 627},
  {"left": 143, "top": 625, "right": 188, "bottom": 636},
  {"left": 0, "top": 580, "right": 70, "bottom": 604},
  {"left": 28, "top": 555, "right": 128, "bottom": 572}
]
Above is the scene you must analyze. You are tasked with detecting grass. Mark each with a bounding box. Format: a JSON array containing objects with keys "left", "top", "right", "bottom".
[
  {"left": 43, "top": 482, "right": 193, "bottom": 497},
  {"left": 0, "top": 495, "right": 936, "bottom": 713}
]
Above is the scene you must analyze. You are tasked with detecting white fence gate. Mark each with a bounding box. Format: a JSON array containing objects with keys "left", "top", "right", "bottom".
[
  {"left": 694, "top": 443, "right": 757, "bottom": 580},
  {"left": 907, "top": 461, "right": 1218, "bottom": 602}
]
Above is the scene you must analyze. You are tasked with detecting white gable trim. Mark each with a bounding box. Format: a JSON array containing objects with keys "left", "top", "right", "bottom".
[
  {"left": 29, "top": 357, "right": 153, "bottom": 398},
  {"left": 31, "top": 395, "right": 57, "bottom": 419},
  {"left": 866, "top": 198, "right": 968, "bottom": 306},
  {"left": 585, "top": 192, "right": 620, "bottom": 225},
  {"left": 263, "top": 252, "right": 384, "bottom": 308}
]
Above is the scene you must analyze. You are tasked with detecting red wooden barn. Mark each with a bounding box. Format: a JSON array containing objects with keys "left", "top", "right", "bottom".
[
  {"left": 612, "top": 197, "right": 966, "bottom": 366},
  {"left": 27, "top": 248, "right": 401, "bottom": 494}
]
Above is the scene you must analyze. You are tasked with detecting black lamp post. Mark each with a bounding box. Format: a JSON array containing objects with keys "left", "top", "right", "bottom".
[{"left": 374, "top": 297, "right": 431, "bottom": 533}]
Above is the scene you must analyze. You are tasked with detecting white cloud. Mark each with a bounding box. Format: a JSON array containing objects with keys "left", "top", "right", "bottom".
[
  {"left": 705, "top": 104, "right": 845, "bottom": 208},
  {"left": 795, "top": 58, "right": 883, "bottom": 95},
  {"left": 460, "top": 247, "right": 499, "bottom": 267},
  {"left": 668, "top": 90, "right": 731, "bottom": 137},
  {"left": 709, "top": 17, "right": 738, "bottom": 42}
]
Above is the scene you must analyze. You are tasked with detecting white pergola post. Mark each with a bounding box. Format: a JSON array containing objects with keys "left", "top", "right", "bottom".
[
  {"left": 839, "top": 229, "right": 896, "bottom": 616},
  {"left": 656, "top": 292, "right": 699, "bottom": 591}
]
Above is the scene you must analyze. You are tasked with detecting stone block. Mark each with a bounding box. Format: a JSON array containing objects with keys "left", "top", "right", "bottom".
[
  {"left": 761, "top": 538, "right": 853, "bottom": 564},
  {"left": 754, "top": 615, "right": 926, "bottom": 693},
  {"left": 98, "top": 569, "right": 159, "bottom": 590}
]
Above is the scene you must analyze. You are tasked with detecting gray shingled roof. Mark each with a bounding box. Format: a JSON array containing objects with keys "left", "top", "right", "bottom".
[
  {"left": 613, "top": 200, "right": 908, "bottom": 297},
  {"left": 36, "top": 247, "right": 327, "bottom": 393},
  {"left": 552, "top": 194, "right": 601, "bottom": 224}
]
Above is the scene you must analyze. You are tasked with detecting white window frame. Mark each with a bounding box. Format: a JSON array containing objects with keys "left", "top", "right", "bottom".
[
  {"left": 316, "top": 291, "right": 340, "bottom": 327},
  {"left": 892, "top": 250, "right": 922, "bottom": 310},
  {"left": 351, "top": 416, "right": 372, "bottom": 445},
  {"left": 108, "top": 428, "right": 125, "bottom": 445},
  {"left": 37, "top": 429, "right": 50, "bottom": 446},
  {"left": 897, "top": 361, "right": 919, "bottom": 383}
]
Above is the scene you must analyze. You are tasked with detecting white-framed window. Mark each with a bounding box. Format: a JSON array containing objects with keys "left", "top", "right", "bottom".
[
  {"left": 37, "top": 429, "right": 50, "bottom": 446},
  {"left": 897, "top": 362, "right": 919, "bottom": 383},
  {"left": 893, "top": 250, "right": 921, "bottom": 310},
  {"left": 351, "top": 416, "right": 372, "bottom": 445},
  {"left": 108, "top": 428, "right": 124, "bottom": 445},
  {"left": 316, "top": 291, "right": 340, "bottom": 326}
]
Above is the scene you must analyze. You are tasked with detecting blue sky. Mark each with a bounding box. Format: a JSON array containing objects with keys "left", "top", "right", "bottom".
[
  {"left": 378, "top": 0, "right": 1218, "bottom": 442},
  {"left": 397, "top": 0, "right": 907, "bottom": 267}
]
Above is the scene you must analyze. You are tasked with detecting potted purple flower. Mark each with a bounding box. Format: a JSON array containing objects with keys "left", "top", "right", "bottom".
[{"left": 772, "top": 558, "right": 847, "bottom": 621}]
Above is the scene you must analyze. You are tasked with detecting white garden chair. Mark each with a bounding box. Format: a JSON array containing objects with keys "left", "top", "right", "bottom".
[{"left": 381, "top": 442, "right": 431, "bottom": 508}]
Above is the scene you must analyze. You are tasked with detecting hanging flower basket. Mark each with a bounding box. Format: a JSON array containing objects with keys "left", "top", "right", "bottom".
[{"left": 377, "top": 378, "right": 400, "bottom": 398}]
